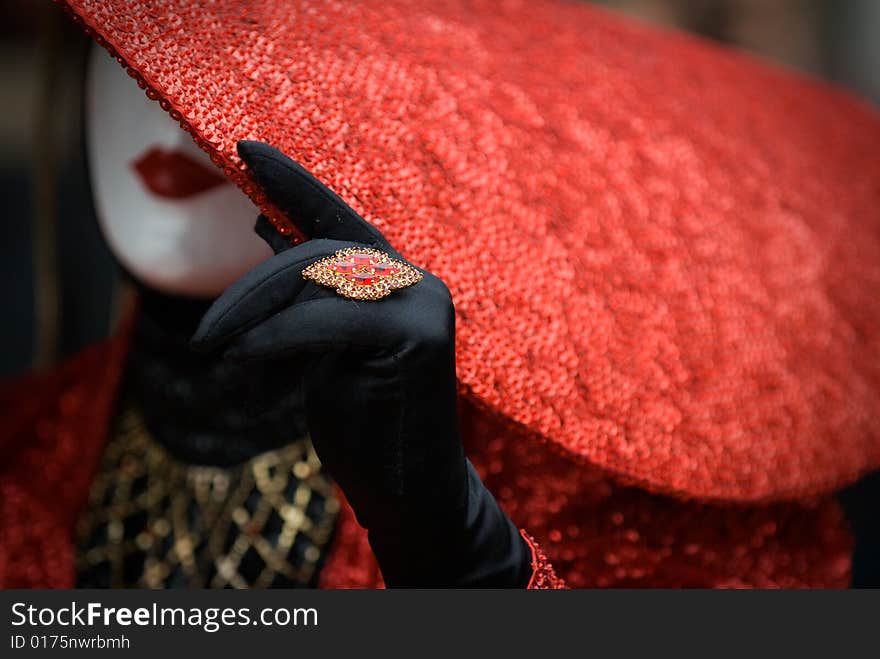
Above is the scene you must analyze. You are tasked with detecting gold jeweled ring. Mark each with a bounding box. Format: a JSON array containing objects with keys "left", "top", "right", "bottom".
[{"left": 302, "top": 247, "right": 423, "bottom": 300}]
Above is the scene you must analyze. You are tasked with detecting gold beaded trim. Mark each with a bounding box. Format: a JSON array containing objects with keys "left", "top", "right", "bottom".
[
  {"left": 76, "top": 405, "right": 338, "bottom": 589},
  {"left": 302, "top": 247, "right": 423, "bottom": 300}
]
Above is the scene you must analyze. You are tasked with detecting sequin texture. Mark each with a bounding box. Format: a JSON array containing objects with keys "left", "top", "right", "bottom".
[
  {"left": 0, "top": 316, "right": 856, "bottom": 588},
  {"left": 521, "top": 531, "right": 566, "bottom": 589},
  {"left": 53, "top": 0, "right": 880, "bottom": 502},
  {"left": 9, "top": 0, "right": 879, "bottom": 588}
]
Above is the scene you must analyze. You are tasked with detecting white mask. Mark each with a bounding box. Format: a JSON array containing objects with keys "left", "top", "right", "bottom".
[{"left": 85, "top": 47, "right": 271, "bottom": 298}]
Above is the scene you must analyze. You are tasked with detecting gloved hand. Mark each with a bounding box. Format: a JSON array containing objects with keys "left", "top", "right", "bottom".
[{"left": 191, "top": 141, "right": 532, "bottom": 587}]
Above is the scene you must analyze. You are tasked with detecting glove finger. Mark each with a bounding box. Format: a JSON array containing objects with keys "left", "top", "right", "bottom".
[
  {"left": 255, "top": 214, "right": 294, "bottom": 255},
  {"left": 237, "top": 141, "right": 400, "bottom": 257},
  {"left": 221, "top": 297, "right": 402, "bottom": 361},
  {"left": 223, "top": 274, "right": 453, "bottom": 363},
  {"left": 191, "top": 238, "right": 355, "bottom": 351}
]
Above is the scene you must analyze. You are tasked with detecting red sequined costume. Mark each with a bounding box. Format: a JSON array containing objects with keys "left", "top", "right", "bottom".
[
  {"left": 0, "top": 320, "right": 565, "bottom": 588},
  {"left": 0, "top": 321, "right": 854, "bottom": 588},
  {"left": 2, "top": 0, "right": 878, "bottom": 588}
]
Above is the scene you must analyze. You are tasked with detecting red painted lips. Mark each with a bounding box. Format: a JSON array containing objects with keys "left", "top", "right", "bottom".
[{"left": 132, "top": 146, "right": 228, "bottom": 199}]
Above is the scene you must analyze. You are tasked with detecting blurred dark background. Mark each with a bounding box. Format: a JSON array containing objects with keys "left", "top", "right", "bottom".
[{"left": 1, "top": 1, "right": 878, "bottom": 585}]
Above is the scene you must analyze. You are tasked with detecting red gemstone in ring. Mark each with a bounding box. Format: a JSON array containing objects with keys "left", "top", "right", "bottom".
[
  {"left": 347, "top": 272, "right": 377, "bottom": 285},
  {"left": 331, "top": 260, "right": 358, "bottom": 273},
  {"left": 302, "top": 247, "right": 423, "bottom": 300},
  {"left": 372, "top": 263, "right": 399, "bottom": 276},
  {"left": 349, "top": 252, "right": 378, "bottom": 265}
]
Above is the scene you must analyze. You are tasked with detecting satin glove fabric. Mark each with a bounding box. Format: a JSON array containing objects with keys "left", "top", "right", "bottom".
[{"left": 192, "top": 141, "right": 531, "bottom": 587}]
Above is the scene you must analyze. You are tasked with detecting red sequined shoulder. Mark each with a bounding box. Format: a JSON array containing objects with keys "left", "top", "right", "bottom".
[{"left": 0, "top": 335, "right": 130, "bottom": 588}]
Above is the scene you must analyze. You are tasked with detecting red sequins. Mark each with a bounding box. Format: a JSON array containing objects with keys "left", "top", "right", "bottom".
[
  {"left": 53, "top": 0, "right": 880, "bottom": 502},
  {"left": 0, "top": 321, "right": 856, "bottom": 588},
  {"left": 19, "top": 0, "right": 880, "bottom": 588},
  {"left": 521, "top": 531, "right": 567, "bottom": 589},
  {"left": 0, "top": 327, "right": 132, "bottom": 587}
]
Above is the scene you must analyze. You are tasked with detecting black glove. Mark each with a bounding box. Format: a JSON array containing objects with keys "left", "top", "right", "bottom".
[{"left": 191, "top": 141, "right": 532, "bottom": 587}]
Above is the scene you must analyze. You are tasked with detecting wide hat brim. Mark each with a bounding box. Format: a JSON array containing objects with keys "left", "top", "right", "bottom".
[{"left": 59, "top": 0, "right": 880, "bottom": 502}]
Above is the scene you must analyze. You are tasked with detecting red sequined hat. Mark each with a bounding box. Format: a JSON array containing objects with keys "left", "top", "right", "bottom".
[{"left": 58, "top": 0, "right": 880, "bottom": 502}]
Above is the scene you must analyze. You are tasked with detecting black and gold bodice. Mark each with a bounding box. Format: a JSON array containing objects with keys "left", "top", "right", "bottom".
[{"left": 76, "top": 289, "right": 339, "bottom": 588}]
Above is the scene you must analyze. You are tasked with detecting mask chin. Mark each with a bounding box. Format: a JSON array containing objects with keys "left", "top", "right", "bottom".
[{"left": 85, "top": 47, "right": 271, "bottom": 298}]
